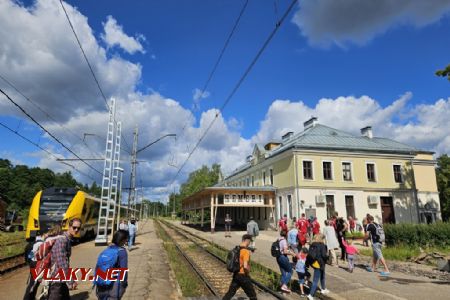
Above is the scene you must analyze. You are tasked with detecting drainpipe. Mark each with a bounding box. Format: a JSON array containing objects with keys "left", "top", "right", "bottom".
[
  {"left": 409, "top": 157, "right": 421, "bottom": 223},
  {"left": 294, "top": 150, "right": 301, "bottom": 217}
]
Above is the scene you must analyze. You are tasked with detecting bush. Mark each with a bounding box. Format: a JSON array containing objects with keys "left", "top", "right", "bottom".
[
  {"left": 345, "top": 231, "right": 365, "bottom": 239},
  {"left": 384, "top": 222, "right": 450, "bottom": 247}
]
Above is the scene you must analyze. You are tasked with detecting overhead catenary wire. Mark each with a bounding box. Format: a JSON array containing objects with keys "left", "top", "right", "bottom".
[
  {"left": 0, "top": 88, "right": 103, "bottom": 176},
  {"left": 59, "top": 0, "right": 109, "bottom": 111},
  {"left": 171, "top": 0, "right": 298, "bottom": 184},
  {"left": 0, "top": 74, "right": 104, "bottom": 159},
  {"left": 169, "top": 0, "right": 249, "bottom": 169},
  {"left": 0, "top": 120, "right": 97, "bottom": 182},
  {"left": 59, "top": 0, "right": 133, "bottom": 158}
]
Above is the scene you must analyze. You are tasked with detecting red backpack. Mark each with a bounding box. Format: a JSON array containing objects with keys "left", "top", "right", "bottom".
[{"left": 34, "top": 238, "right": 57, "bottom": 279}]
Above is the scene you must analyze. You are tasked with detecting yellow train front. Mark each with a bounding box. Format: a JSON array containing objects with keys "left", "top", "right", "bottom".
[{"left": 26, "top": 187, "right": 100, "bottom": 241}]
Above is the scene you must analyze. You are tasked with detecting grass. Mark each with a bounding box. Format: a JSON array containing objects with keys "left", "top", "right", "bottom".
[
  {"left": 0, "top": 231, "right": 26, "bottom": 259},
  {"left": 359, "top": 245, "right": 450, "bottom": 263},
  {"left": 154, "top": 220, "right": 208, "bottom": 297}
]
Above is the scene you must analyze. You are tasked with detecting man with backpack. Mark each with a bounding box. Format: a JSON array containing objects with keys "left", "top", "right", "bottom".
[
  {"left": 246, "top": 217, "right": 259, "bottom": 250},
  {"left": 365, "top": 215, "right": 390, "bottom": 276},
  {"left": 47, "top": 218, "right": 82, "bottom": 300},
  {"left": 23, "top": 233, "right": 45, "bottom": 300},
  {"left": 223, "top": 234, "right": 257, "bottom": 300},
  {"left": 95, "top": 229, "right": 129, "bottom": 300}
]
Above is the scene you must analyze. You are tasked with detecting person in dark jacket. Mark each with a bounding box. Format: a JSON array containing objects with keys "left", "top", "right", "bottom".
[
  {"left": 96, "top": 230, "right": 129, "bottom": 300},
  {"left": 306, "top": 234, "right": 330, "bottom": 300}
]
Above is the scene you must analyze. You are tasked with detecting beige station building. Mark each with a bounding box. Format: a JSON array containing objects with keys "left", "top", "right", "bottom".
[{"left": 182, "top": 117, "right": 441, "bottom": 232}]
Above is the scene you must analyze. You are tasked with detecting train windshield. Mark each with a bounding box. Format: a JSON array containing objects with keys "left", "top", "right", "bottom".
[{"left": 39, "top": 188, "right": 77, "bottom": 219}]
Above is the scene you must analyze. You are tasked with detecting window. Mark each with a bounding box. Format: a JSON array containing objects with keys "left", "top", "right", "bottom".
[
  {"left": 342, "top": 162, "right": 352, "bottom": 181},
  {"left": 269, "top": 169, "right": 274, "bottom": 185},
  {"left": 246, "top": 177, "right": 250, "bottom": 186},
  {"left": 345, "top": 195, "right": 355, "bottom": 219},
  {"left": 251, "top": 175, "right": 254, "bottom": 187},
  {"left": 366, "top": 163, "right": 376, "bottom": 182},
  {"left": 326, "top": 195, "right": 335, "bottom": 220},
  {"left": 263, "top": 171, "right": 266, "bottom": 185},
  {"left": 393, "top": 165, "right": 403, "bottom": 183},
  {"left": 303, "top": 161, "right": 313, "bottom": 179},
  {"left": 323, "top": 161, "right": 332, "bottom": 180}
]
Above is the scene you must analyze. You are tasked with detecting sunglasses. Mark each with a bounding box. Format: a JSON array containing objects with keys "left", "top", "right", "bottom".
[{"left": 71, "top": 226, "right": 81, "bottom": 231}]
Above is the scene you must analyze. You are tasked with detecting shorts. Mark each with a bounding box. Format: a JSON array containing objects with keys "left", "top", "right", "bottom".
[
  {"left": 296, "top": 270, "right": 310, "bottom": 284},
  {"left": 372, "top": 242, "right": 383, "bottom": 260}
]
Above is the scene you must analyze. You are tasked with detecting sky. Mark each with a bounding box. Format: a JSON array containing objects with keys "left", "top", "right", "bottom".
[{"left": 0, "top": 0, "right": 449, "bottom": 202}]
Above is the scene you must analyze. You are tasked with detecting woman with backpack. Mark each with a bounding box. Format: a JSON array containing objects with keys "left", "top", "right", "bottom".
[
  {"left": 306, "top": 234, "right": 330, "bottom": 300},
  {"left": 95, "top": 229, "right": 129, "bottom": 300},
  {"left": 276, "top": 230, "right": 294, "bottom": 293}
]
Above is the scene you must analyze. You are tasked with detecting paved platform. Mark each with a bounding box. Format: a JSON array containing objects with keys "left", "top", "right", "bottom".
[
  {"left": 0, "top": 220, "right": 179, "bottom": 300},
  {"left": 171, "top": 221, "right": 450, "bottom": 300}
]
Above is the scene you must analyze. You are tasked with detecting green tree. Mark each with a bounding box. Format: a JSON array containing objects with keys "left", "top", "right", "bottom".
[
  {"left": 169, "top": 164, "right": 223, "bottom": 215},
  {"left": 436, "top": 154, "right": 450, "bottom": 221},
  {"left": 436, "top": 64, "right": 450, "bottom": 81}
]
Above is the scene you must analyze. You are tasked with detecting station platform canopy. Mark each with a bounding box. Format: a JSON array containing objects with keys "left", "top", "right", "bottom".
[{"left": 182, "top": 186, "right": 277, "bottom": 232}]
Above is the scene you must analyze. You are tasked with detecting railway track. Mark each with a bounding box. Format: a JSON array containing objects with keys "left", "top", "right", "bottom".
[
  {"left": 157, "top": 220, "right": 286, "bottom": 300},
  {"left": 0, "top": 252, "right": 26, "bottom": 275}
]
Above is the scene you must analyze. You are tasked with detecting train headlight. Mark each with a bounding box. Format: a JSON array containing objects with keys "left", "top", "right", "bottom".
[{"left": 34, "top": 219, "right": 39, "bottom": 228}]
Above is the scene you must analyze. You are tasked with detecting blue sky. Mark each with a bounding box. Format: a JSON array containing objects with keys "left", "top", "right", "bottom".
[
  {"left": 0, "top": 0, "right": 449, "bottom": 199},
  {"left": 65, "top": 0, "right": 450, "bottom": 134}
]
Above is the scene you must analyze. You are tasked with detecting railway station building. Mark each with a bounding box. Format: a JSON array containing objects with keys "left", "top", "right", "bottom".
[{"left": 182, "top": 117, "right": 441, "bottom": 232}]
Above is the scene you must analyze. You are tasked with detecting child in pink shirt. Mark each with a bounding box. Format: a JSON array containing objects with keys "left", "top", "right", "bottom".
[{"left": 342, "top": 238, "right": 359, "bottom": 272}]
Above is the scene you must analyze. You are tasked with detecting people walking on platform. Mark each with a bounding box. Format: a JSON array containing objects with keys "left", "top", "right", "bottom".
[
  {"left": 306, "top": 234, "right": 330, "bottom": 300},
  {"left": 128, "top": 219, "right": 137, "bottom": 250},
  {"left": 225, "top": 213, "right": 232, "bottom": 237},
  {"left": 246, "top": 217, "right": 259, "bottom": 250},
  {"left": 278, "top": 214, "right": 288, "bottom": 232},
  {"left": 335, "top": 213, "right": 348, "bottom": 262},
  {"left": 287, "top": 224, "right": 299, "bottom": 258},
  {"left": 119, "top": 219, "right": 128, "bottom": 231},
  {"left": 311, "top": 217, "right": 320, "bottom": 237},
  {"left": 296, "top": 213, "right": 308, "bottom": 247},
  {"left": 47, "top": 218, "right": 82, "bottom": 300},
  {"left": 362, "top": 214, "right": 370, "bottom": 247},
  {"left": 341, "top": 237, "right": 359, "bottom": 273},
  {"left": 295, "top": 247, "right": 311, "bottom": 297},
  {"left": 276, "top": 230, "right": 294, "bottom": 293},
  {"left": 365, "top": 215, "right": 390, "bottom": 276},
  {"left": 323, "top": 220, "right": 339, "bottom": 267},
  {"left": 23, "top": 232, "right": 45, "bottom": 300},
  {"left": 223, "top": 234, "right": 257, "bottom": 300},
  {"left": 95, "top": 229, "right": 129, "bottom": 300}
]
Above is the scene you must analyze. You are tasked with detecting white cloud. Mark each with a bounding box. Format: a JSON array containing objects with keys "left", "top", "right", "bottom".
[
  {"left": 292, "top": 0, "right": 450, "bottom": 47},
  {"left": 192, "top": 88, "right": 210, "bottom": 110},
  {"left": 1, "top": 0, "right": 448, "bottom": 203},
  {"left": 252, "top": 93, "right": 450, "bottom": 155},
  {"left": 101, "top": 15, "right": 145, "bottom": 54}
]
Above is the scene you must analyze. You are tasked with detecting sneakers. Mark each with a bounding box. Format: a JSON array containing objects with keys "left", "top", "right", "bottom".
[
  {"left": 306, "top": 295, "right": 314, "bottom": 300},
  {"left": 366, "top": 267, "right": 373, "bottom": 272},
  {"left": 321, "top": 289, "right": 330, "bottom": 295},
  {"left": 380, "top": 271, "right": 390, "bottom": 276}
]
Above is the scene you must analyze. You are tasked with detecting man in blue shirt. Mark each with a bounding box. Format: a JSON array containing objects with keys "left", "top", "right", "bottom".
[{"left": 287, "top": 224, "right": 299, "bottom": 260}]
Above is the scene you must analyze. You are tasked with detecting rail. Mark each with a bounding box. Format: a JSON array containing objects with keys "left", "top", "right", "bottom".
[{"left": 158, "top": 219, "right": 287, "bottom": 300}]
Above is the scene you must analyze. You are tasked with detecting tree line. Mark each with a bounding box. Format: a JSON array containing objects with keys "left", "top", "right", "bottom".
[{"left": 0, "top": 158, "right": 101, "bottom": 212}]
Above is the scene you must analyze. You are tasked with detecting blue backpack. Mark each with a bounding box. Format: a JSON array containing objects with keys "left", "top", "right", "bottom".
[{"left": 94, "top": 246, "right": 120, "bottom": 286}]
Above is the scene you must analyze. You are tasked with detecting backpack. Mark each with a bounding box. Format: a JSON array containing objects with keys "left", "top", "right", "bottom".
[
  {"left": 270, "top": 239, "right": 282, "bottom": 258},
  {"left": 372, "top": 223, "right": 385, "bottom": 243},
  {"left": 94, "top": 247, "right": 121, "bottom": 286},
  {"left": 226, "top": 246, "right": 241, "bottom": 273},
  {"left": 34, "top": 238, "right": 57, "bottom": 279}
]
